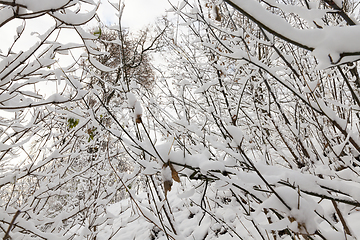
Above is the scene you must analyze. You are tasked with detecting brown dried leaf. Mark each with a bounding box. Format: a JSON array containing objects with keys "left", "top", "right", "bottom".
[
  {"left": 164, "top": 180, "right": 172, "bottom": 197},
  {"left": 135, "top": 115, "right": 142, "bottom": 124},
  {"left": 169, "top": 163, "right": 180, "bottom": 183},
  {"left": 215, "top": 6, "right": 221, "bottom": 21}
]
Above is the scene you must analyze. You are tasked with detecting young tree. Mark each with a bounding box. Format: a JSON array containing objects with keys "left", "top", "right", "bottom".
[
  {"left": 102, "top": 0, "right": 360, "bottom": 239},
  {"left": 3, "top": 0, "right": 360, "bottom": 239},
  {"left": 0, "top": 0, "right": 117, "bottom": 239},
  {"left": 0, "top": 0, "right": 168, "bottom": 238}
]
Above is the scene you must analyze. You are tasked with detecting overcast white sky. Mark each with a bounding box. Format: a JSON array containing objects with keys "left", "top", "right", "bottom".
[{"left": 98, "top": 0, "right": 171, "bottom": 31}]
